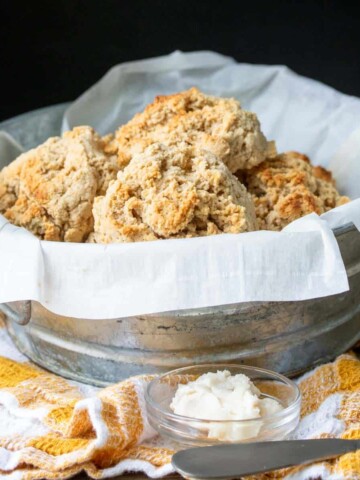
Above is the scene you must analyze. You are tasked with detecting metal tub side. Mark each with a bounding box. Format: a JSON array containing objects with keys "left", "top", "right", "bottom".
[{"left": 3, "top": 224, "right": 360, "bottom": 386}]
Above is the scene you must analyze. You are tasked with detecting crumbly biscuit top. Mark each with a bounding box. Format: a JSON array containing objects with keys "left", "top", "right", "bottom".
[
  {"left": 2, "top": 127, "right": 118, "bottom": 242},
  {"left": 0, "top": 154, "right": 30, "bottom": 213},
  {"left": 91, "top": 142, "right": 258, "bottom": 243},
  {"left": 243, "top": 151, "right": 349, "bottom": 231},
  {"left": 63, "top": 127, "right": 119, "bottom": 195},
  {"left": 109, "top": 88, "right": 273, "bottom": 172}
]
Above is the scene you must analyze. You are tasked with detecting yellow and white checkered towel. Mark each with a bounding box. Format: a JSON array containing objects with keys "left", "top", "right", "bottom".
[{"left": 0, "top": 317, "right": 359, "bottom": 480}]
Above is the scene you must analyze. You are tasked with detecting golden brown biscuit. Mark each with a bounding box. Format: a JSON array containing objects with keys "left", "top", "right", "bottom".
[
  {"left": 315, "top": 177, "right": 350, "bottom": 211},
  {"left": 4, "top": 194, "right": 62, "bottom": 241},
  {"left": 312, "top": 164, "right": 333, "bottom": 183},
  {"left": 91, "top": 142, "right": 258, "bottom": 243},
  {"left": 109, "top": 87, "right": 274, "bottom": 172},
  {"left": 0, "top": 154, "right": 29, "bottom": 213},
  {"left": 242, "top": 151, "right": 349, "bottom": 231},
  {"left": 1, "top": 127, "right": 119, "bottom": 242},
  {"left": 63, "top": 127, "right": 119, "bottom": 195}
]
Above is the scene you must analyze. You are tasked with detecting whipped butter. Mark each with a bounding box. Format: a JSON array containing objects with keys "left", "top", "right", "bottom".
[{"left": 170, "top": 370, "right": 283, "bottom": 441}]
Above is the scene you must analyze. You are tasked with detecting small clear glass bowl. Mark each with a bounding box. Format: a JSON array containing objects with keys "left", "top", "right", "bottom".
[{"left": 145, "top": 364, "right": 301, "bottom": 447}]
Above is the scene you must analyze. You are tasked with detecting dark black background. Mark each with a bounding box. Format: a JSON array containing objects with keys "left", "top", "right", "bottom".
[{"left": 1, "top": 0, "right": 360, "bottom": 122}]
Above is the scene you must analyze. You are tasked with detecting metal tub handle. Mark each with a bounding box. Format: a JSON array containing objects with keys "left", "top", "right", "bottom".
[{"left": 0, "top": 301, "right": 31, "bottom": 325}]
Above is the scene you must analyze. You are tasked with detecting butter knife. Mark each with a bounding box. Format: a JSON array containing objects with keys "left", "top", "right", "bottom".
[{"left": 172, "top": 439, "right": 360, "bottom": 479}]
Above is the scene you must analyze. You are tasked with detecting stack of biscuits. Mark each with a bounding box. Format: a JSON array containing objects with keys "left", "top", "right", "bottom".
[{"left": 0, "top": 88, "right": 349, "bottom": 243}]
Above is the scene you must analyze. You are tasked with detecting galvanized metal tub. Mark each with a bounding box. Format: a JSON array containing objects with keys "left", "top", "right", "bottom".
[{"left": 1, "top": 105, "right": 360, "bottom": 386}]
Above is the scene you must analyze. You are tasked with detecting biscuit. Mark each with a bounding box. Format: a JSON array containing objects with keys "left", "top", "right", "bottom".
[
  {"left": 92, "top": 142, "right": 258, "bottom": 243},
  {"left": 242, "top": 151, "right": 349, "bottom": 231},
  {"left": 64, "top": 127, "right": 119, "bottom": 195},
  {"left": 1, "top": 127, "right": 118, "bottom": 242},
  {"left": 0, "top": 154, "right": 29, "bottom": 213},
  {"left": 109, "top": 87, "right": 274, "bottom": 172}
]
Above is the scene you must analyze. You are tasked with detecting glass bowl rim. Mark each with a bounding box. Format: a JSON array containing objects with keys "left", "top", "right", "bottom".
[{"left": 145, "top": 363, "right": 301, "bottom": 424}]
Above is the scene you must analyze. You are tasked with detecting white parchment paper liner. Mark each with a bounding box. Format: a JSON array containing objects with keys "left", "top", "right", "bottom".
[{"left": 0, "top": 51, "right": 359, "bottom": 319}]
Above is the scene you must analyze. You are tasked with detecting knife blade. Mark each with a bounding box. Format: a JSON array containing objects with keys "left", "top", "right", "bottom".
[{"left": 172, "top": 439, "right": 360, "bottom": 479}]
